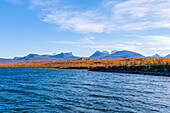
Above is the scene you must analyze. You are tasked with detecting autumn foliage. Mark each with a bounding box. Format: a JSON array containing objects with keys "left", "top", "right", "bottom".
[{"left": 0, "top": 57, "right": 170, "bottom": 70}]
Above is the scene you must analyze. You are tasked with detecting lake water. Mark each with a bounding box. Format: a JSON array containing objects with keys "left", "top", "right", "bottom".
[{"left": 0, "top": 68, "right": 170, "bottom": 113}]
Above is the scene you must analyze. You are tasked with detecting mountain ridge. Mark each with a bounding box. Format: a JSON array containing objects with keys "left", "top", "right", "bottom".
[{"left": 0, "top": 50, "right": 168, "bottom": 63}]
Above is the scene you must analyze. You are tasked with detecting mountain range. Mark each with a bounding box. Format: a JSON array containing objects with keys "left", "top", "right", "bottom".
[
  {"left": 89, "top": 50, "right": 144, "bottom": 59},
  {"left": 0, "top": 50, "right": 169, "bottom": 64}
]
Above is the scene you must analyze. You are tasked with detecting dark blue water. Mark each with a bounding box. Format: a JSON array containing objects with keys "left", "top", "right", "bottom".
[{"left": 0, "top": 68, "right": 170, "bottom": 113}]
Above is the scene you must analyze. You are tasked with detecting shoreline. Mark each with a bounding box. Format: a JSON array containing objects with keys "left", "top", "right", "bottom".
[{"left": 89, "top": 68, "right": 170, "bottom": 77}]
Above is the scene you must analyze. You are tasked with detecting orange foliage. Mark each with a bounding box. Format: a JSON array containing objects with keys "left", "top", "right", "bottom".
[{"left": 0, "top": 57, "right": 170, "bottom": 69}]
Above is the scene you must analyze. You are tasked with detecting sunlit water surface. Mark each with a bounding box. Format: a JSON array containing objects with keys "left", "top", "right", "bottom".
[{"left": 0, "top": 68, "right": 170, "bottom": 113}]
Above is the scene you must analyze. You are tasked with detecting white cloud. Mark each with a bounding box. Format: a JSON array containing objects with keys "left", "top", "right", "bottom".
[
  {"left": 41, "top": 0, "right": 170, "bottom": 33},
  {"left": 111, "top": 0, "right": 170, "bottom": 30},
  {"left": 140, "top": 36, "right": 170, "bottom": 49},
  {"left": 30, "top": 0, "right": 59, "bottom": 9},
  {"left": 126, "top": 41, "right": 142, "bottom": 45},
  {"left": 43, "top": 10, "right": 108, "bottom": 33},
  {"left": 50, "top": 34, "right": 170, "bottom": 55},
  {"left": 95, "top": 35, "right": 170, "bottom": 56},
  {"left": 125, "top": 35, "right": 170, "bottom": 55},
  {"left": 102, "top": 0, "right": 118, "bottom": 8},
  {"left": 4, "top": 0, "right": 170, "bottom": 56},
  {"left": 50, "top": 36, "right": 96, "bottom": 45},
  {"left": 80, "top": 36, "right": 96, "bottom": 44},
  {"left": 5, "top": 0, "right": 170, "bottom": 33}
]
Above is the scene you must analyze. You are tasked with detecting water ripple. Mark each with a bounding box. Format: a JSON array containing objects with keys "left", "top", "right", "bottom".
[{"left": 0, "top": 68, "right": 170, "bottom": 112}]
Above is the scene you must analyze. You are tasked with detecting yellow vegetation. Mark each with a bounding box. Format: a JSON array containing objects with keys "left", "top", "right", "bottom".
[{"left": 0, "top": 57, "right": 170, "bottom": 69}]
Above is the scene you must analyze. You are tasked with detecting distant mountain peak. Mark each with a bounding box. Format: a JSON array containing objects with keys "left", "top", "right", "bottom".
[
  {"left": 51, "top": 52, "right": 78, "bottom": 59},
  {"left": 13, "top": 52, "right": 79, "bottom": 61},
  {"left": 14, "top": 53, "right": 42, "bottom": 61},
  {"left": 103, "top": 50, "right": 111, "bottom": 54},
  {"left": 152, "top": 53, "right": 161, "bottom": 57},
  {"left": 112, "top": 50, "right": 144, "bottom": 58},
  {"left": 61, "top": 52, "right": 72, "bottom": 54},
  {"left": 90, "top": 51, "right": 111, "bottom": 59},
  {"left": 27, "top": 54, "right": 40, "bottom": 57}
]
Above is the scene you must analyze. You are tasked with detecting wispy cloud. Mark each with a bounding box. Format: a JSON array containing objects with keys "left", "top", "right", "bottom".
[
  {"left": 49, "top": 34, "right": 170, "bottom": 55},
  {"left": 111, "top": 0, "right": 170, "bottom": 30},
  {"left": 50, "top": 36, "right": 116, "bottom": 49},
  {"left": 125, "top": 41, "right": 142, "bottom": 45},
  {"left": 140, "top": 35, "right": 170, "bottom": 50},
  {"left": 5, "top": 0, "right": 170, "bottom": 33},
  {"left": 50, "top": 36, "right": 96, "bottom": 45},
  {"left": 120, "top": 35, "right": 170, "bottom": 55},
  {"left": 40, "top": 0, "right": 170, "bottom": 33},
  {"left": 4, "top": 0, "right": 170, "bottom": 55},
  {"left": 30, "top": 0, "right": 59, "bottom": 9},
  {"left": 43, "top": 10, "right": 107, "bottom": 33}
]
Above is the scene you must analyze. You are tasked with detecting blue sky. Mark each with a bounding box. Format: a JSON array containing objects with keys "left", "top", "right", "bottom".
[{"left": 1, "top": 0, "right": 170, "bottom": 58}]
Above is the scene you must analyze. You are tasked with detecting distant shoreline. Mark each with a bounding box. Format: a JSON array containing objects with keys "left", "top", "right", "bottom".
[
  {"left": 66, "top": 67, "right": 170, "bottom": 76},
  {"left": 89, "top": 68, "right": 170, "bottom": 77}
]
